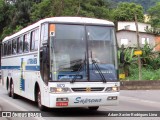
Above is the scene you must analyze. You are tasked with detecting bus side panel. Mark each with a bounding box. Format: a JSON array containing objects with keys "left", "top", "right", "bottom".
[
  {"left": 1, "top": 68, "right": 10, "bottom": 90},
  {"left": 41, "top": 82, "right": 50, "bottom": 107},
  {"left": 1, "top": 53, "right": 39, "bottom": 101}
]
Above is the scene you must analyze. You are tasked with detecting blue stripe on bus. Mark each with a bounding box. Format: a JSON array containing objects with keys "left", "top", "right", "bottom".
[
  {"left": 1, "top": 66, "right": 40, "bottom": 71},
  {"left": 25, "top": 66, "right": 40, "bottom": 71}
]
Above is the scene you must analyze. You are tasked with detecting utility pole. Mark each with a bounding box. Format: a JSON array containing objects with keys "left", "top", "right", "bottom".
[{"left": 135, "top": 14, "right": 142, "bottom": 80}]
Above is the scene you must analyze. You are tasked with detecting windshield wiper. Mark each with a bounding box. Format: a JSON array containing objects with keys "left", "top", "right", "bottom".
[
  {"left": 71, "top": 53, "right": 87, "bottom": 83},
  {"left": 70, "top": 59, "right": 86, "bottom": 83},
  {"left": 92, "top": 60, "right": 106, "bottom": 83}
]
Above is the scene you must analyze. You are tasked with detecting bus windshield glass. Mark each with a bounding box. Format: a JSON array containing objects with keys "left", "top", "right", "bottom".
[{"left": 50, "top": 24, "right": 117, "bottom": 82}]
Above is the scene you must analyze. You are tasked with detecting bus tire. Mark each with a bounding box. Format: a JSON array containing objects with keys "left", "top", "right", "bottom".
[
  {"left": 88, "top": 106, "right": 99, "bottom": 110},
  {"left": 37, "top": 88, "right": 45, "bottom": 111},
  {"left": 11, "top": 81, "right": 17, "bottom": 99}
]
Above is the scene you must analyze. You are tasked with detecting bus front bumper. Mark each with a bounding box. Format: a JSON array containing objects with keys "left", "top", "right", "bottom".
[{"left": 49, "top": 92, "right": 119, "bottom": 108}]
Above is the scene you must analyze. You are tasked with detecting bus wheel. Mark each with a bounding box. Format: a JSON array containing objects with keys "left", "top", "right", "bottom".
[
  {"left": 11, "top": 82, "right": 17, "bottom": 99},
  {"left": 88, "top": 106, "right": 99, "bottom": 110},
  {"left": 37, "top": 89, "right": 45, "bottom": 111},
  {"left": 7, "top": 79, "right": 11, "bottom": 97}
]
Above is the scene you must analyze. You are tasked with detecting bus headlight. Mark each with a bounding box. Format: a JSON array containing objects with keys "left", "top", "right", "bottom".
[
  {"left": 50, "top": 87, "right": 72, "bottom": 93},
  {"left": 105, "top": 86, "right": 120, "bottom": 92}
]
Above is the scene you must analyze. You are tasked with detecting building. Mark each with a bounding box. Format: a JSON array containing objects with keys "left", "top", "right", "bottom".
[
  {"left": 117, "top": 21, "right": 151, "bottom": 32},
  {"left": 155, "top": 36, "right": 160, "bottom": 51},
  {"left": 116, "top": 21, "right": 156, "bottom": 49}
]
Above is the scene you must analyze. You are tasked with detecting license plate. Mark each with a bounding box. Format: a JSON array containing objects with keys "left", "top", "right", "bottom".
[{"left": 56, "top": 102, "right": 68, "bottom": 106}]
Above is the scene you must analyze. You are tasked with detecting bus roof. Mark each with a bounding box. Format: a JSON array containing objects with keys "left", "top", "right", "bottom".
[{"left": 2, "top": 17, "right": 114, "bottom": 42}]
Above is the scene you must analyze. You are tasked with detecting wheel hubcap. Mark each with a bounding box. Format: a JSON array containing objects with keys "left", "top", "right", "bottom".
[
  {"left": 11, "top": 84, "right": 14, "bottom": 96},
  {"left": 38, "top": 91, "right": 41, "bottom": 107}
]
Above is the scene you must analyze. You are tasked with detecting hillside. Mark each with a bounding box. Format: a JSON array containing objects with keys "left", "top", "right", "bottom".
[{"left": 107, "top": 0, "right": 160, "bottom": 12}]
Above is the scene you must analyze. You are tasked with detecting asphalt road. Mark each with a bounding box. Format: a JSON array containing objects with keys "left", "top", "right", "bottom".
[{"left": 0, "top": 85, "right": 160, "bottom": 120}]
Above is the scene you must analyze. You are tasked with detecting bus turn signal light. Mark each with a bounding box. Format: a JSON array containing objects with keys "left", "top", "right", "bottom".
[{"left": 50, "top": 24, "right": 55, "bottom": 32}]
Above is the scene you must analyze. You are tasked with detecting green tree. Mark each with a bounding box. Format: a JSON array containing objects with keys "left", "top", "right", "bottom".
[
  {"left": 1, "top": 0, "right": 114, "bottom": 40},
  {"left": 113, "top": 2, "right": 144, "bottom": 22},
  {"left": 31, "top": 0, "right": 113, "bottom": 22},
  {"left": 31, "top": 0, "right": 51, "bottom": 21},
  {"left": 0, "top": 0, "right": 17, "bottom": 40},
  {"left": 11, "top": 0, "right": 34, "bottom": 27},
  {"left": 0, "top": 0, "right": 8, "bottom": 38},
  {"left": 107, "top": 0, "right": 160, "bottom": 12},
  {"left": 148, "top": 2, "right": 160, "bottom": 28},
  {"left": 1, "top": 0, "right": 36, "bottom": 40}
]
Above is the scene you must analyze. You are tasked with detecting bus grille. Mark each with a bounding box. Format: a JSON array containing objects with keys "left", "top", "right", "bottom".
[{"left": 71, "top": 87, "right": 104, "bottom": 92}]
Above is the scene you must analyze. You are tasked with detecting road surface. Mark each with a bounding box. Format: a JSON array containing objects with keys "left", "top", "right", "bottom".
[{"left": 0, "top": 85, "right": 159, "bottom": 120}]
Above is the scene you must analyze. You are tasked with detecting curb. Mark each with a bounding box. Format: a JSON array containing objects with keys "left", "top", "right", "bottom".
[{"left": 120, "top": 80, "right": 160, "bottom": 90}]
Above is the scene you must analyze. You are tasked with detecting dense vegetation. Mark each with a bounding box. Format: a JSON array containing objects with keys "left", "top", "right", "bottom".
[
  {"left": 108, "top": 0, "right": 160, "bottom": 12},
  {"left": 1, "top": 0, "right": 160, "bottom": 40},
  {"left": 119, "top": 43, "right": 160, "bottom": 80},
  {"left": 0, "top": 0, "right": 146, "bottom": 40}
]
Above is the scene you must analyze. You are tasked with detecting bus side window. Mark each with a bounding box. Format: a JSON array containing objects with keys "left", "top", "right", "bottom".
[
  {"left": 12, "top": 39, "right": 17, "bottom": 54},
  {"left": 40, "top": 23, "right": 49, "bottom": 85},
  {"left": 41, "top": 23, "right": 48, "bottom": 47},
  {"left": 31, "top": 31, "right": 35, "bottom": 51},
  {"left": 31, "top": 29, "right": 39, "bottom": 51},
  {"left": 35, "top": 29, "right": 39, "bottom": 50},
  {"left": 8, "top": 41, "right": 12, "bottom": 56},
  {"left": 17, "top": 36, "right": 23, "bottom": 54},
  {"left": 4, "top": 43, "right": 7, "bottom": 56},
  {"left": 23, "top": 33, "right": 30, "bottom": 53},
  {"left": 1, "top": 43, "right": 3, "bottom": 57}
]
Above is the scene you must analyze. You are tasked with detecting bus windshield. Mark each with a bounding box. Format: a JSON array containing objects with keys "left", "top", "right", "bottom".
[{"left": 50, "top": 24, "right": 117, "bottom": 82}]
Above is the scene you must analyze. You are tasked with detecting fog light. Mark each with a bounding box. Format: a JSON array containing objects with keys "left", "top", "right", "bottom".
[
  {"left": 56, "top": 97, "right": 69, "bottom": 101},
  {"left": 107, "top": 96, "right": 113, "bottom": 100},
  {"left": 112, "top": 96, "right": 117, "bottom": 100},
  {"left": 56, "top": 97, "right": 69, "bottom": 106},
  {"left": 57, "top": 98, "right": 62, "bottom": 101},
  {"left": 107, "top": 96, "right": 117, "bottom": 100}
]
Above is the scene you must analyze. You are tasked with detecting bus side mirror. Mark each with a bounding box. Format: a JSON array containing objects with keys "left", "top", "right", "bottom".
[{"left": 42, "top": 46, "right": 48, "bottom": 63}]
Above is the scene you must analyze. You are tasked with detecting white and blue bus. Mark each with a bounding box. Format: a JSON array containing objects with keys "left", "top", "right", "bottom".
[{"left": 1, "top": 17, "right": 119, "bottom": 110}]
